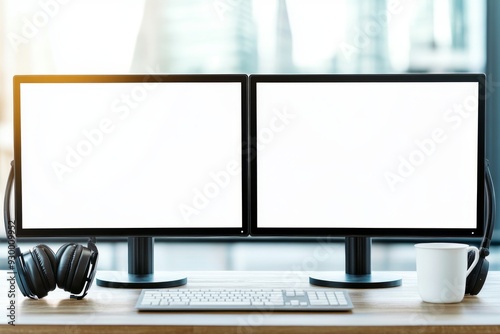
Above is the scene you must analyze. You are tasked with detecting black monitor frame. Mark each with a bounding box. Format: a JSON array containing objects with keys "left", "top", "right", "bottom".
[
  {"left": 13, "top": 74, "right": 249, "bottom": 238},
  {"left": 249, "top": 73, "right": 486, "bottom": 288}
]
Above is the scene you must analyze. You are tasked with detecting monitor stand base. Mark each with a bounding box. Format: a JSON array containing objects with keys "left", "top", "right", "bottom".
[
  {"left": 309, "top": 237, "right": 402, "bottom": 288},
  {"left": 309, "top": 272, "right": 402, "bottom": 289},
  {"left": 96, "top": 272, "right": 187, "bottom": 289}
]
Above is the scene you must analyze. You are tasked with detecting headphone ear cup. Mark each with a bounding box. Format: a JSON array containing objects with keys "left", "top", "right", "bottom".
[
  {"left": 56, "top": 243, "right": 94, "bottom": 294},
  {"left": 465, "top": 250, "right": 489, "bottom": 295},
  {"left": 21, "top": 244, "right": 57, "bottom": 299},
  {"left": 14, "top": 251, "right": 34, "bottom": 298}
]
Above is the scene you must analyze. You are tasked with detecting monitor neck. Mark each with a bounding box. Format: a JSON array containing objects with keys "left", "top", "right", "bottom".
[{"left": 345, "top": 236, "right": 371, "bottom": 275}]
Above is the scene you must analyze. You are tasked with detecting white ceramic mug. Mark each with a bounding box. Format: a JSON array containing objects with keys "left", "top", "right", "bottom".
[{"left": 415, "top": 243, "right": 479, "bottom": 303}]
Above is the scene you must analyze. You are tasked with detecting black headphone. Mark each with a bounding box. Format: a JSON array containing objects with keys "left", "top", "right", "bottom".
[
  {"left": 4, "top": 161, "right": 98, "bottom": 300},
  {"left": 465, "top": 159, "right": 496, "bottom": 295}
]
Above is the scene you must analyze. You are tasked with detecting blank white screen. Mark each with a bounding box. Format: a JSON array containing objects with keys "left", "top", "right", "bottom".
[
  {"left": 20, "top": 81, "right": 242, "bottom": 229},
  {"left": 256, "top": 81, "right": 479, "bottom": 229}
]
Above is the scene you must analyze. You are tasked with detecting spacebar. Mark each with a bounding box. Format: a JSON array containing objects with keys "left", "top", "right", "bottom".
[{"left": 189, "top": 302, "right": 252, "bottom": 306}]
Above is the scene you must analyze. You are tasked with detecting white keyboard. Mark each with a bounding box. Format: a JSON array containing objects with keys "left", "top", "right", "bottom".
[{"left": 136, "top": 288, "right": 353, "bottom": 311}]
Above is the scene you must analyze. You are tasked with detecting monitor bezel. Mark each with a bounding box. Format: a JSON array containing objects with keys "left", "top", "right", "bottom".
[
  {"left": 13, "top": 74, "right": 249, "bottom": 237},
  {"left": 249, "top": 73, "right": 486, "bottom": 238}
]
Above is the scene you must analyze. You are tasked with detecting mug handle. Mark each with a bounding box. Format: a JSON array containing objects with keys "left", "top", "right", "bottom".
[{"left": 466, "top": 246, "right": 480, "bottom": 276}]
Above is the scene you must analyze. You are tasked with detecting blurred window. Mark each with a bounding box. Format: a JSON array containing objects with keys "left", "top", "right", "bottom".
[{"left": 0, "top": 0, "right": 488, "bottom": 236}]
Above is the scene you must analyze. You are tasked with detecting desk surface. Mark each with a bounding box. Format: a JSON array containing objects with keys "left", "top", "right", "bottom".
[{"left": 2, "top": 271, "right": 499, "bottom": 333}]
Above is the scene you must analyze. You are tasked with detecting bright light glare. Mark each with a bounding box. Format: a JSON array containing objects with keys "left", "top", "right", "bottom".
[
  {"left": 47, "top": 0, "right": 145, "bottom": 73},
  {"left": 287, "top": 0, "right": 347, "bottom": 68}
]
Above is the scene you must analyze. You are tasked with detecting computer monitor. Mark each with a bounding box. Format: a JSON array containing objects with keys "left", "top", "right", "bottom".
[
  {"left": 250, "top": 74, "right": 486, "bottom": 288},
  {"left": 13, "top": 74, "right": 248, "bottom": 288}
]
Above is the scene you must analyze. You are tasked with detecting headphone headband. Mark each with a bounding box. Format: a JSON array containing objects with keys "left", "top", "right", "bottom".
[
  {"left": 4, "top": 161, "right": 16, "bottom": 248},
  {"left": 482, "top": 160, "right": 495, "bottom": 253}
]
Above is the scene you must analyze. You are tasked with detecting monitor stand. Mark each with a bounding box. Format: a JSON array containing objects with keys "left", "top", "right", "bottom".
[
  {"left": 96, "top": 237, "right": 187, "bottom": 288},
  {"left": 309, "top": 237, "right": 402, "bottom": 288}
]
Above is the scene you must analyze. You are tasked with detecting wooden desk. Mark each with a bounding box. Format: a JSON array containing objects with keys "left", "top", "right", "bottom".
[{"left": 2, "top": 271, "right": 499, "bottom": 333}]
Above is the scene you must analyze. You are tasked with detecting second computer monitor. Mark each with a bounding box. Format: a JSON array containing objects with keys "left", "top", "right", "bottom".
[{"left": 250, "top": 74, "right": 485, "bottom": 287}]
